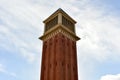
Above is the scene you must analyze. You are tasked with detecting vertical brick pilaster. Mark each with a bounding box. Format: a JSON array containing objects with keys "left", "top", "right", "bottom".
[
  {"left": 49, "top": 38, "right": 54, "bottom": 80},
  {"left": 55, "top": 34, "right": 61, "bottom": 80},
  {"left": 44, "top": 41, "right": 49, "bottom": 80},
  {"left": 73, "top": 42, "right": 78, "bottom": 80},
  {"left": 54, "top": 36, "right": 57, "bottom": 80},
  {"left": 40, "top": 42, "right": 46, "bottom": 80},
  {"left": 65, "top": 37, "right": 68, "bottom": 80},
  {"left": 70, "top": 41, "right": 74, "bottom": 80},
  {"left": 67, "top": 38, "right": 71, "bottom": 80},
  {"left": 61, "top": 35, "right": 65, "bottom": 80}
]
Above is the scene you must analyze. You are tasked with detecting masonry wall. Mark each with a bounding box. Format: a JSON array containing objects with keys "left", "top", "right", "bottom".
[{"left": 40, "top": 33, "right": 78, "bottom": 80}]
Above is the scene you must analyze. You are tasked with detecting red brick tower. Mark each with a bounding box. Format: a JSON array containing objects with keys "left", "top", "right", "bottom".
[{"left": 39, "top": 8, "right": 80, "bottom": 80}]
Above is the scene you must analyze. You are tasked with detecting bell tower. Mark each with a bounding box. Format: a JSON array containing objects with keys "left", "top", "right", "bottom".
[{"left": 39, "top": 8, "right": 80, "bottom": 80}]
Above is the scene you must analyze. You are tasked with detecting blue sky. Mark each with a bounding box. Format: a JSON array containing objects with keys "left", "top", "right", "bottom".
[{"left": 0, "top": 0, "right": 120, "bottom": 80}]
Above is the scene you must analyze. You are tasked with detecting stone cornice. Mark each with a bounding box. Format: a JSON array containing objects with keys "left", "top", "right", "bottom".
[
  {"left": 43, "top": 8, "right": 76, "bottom": 24},
  {"left": 39, "top": 24, "right": 80, "bottom": 41}
]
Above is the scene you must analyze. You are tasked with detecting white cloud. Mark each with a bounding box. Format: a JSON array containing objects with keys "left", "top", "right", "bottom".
[
  {"left": 20, "top": 48, "right": 35, "bottom": 63},
  {"left": 0, "top": 0, "right": 43, "bottom": 63},
  {"left": 0, "top": 63, "right": 5, "bottom": 72},
  {"left": 0, "top": 63, "right": 16, "bottom": 77},
  {"left": 74, "top": 1, "right": 120, "bottom": 61},
  {"left": 100, "top": 74, "right": 120, "bottom": 80}
]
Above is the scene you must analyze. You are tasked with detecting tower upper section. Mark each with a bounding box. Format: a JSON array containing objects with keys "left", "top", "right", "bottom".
[
  {"left": 43, "top": 8, "right": 76, "bottom": 33},
  {"left": 40, "top": 8, "right": 80, "bottom": 41}
]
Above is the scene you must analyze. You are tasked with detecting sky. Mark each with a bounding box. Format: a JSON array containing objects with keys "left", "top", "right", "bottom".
[{"left": 0, "top": 0, "right": 120, "bottom": 80}]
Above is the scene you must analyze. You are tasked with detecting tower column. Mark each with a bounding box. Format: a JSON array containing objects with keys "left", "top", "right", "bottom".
[
  {"left": 39, "top": 8, "right": 80, "bottom": 80},
  {"left": 49, "top": 38, "right": 54, "bottom": 80}
]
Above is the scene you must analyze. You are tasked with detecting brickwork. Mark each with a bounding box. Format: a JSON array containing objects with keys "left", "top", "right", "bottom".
[{"left": 40, "top": 33, "right": 78, "bottom": 80}]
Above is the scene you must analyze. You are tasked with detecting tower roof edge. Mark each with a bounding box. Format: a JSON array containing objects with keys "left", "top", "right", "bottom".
[{"left": 43, "top": 8, "right": 76, "bottom": 24}]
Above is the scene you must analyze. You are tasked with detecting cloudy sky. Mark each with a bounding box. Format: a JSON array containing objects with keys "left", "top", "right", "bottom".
[{"left": 0, "top": 0, "right": 120, "bottom": 80}]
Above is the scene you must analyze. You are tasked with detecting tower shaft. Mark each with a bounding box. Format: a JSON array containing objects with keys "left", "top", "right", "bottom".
[
  {"left": 41, "top": 33, "right": 78, "bottom": 80},
  {"left": 39, "top": 8, "right": 80, "bottom": 80}
]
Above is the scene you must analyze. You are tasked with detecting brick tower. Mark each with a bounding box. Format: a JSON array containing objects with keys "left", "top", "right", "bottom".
[{"left": 39, "top": 8, "right": 80, "bottom": 80}]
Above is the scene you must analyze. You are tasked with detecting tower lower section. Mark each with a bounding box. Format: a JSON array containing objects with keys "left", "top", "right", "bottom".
[{"left": 40, "top": 33, "right": 78, "bottom": 80}]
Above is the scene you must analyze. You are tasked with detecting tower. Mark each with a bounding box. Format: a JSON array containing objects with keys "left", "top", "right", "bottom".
[{"left": 39, "top": 8, "right": 80, "bottom": 80}]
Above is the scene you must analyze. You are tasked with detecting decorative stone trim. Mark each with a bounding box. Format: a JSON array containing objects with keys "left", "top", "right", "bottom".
[{"left": 39, "top": 24, "right": 80, "bottom": 41}]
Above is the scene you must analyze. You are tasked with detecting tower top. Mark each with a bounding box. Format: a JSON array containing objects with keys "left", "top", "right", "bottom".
[
  {"left": 40, "top": 8, "right": 80, "bottom": 41},
  {"left": 43, "top": 8, "right": 76, "bottom": 24}
]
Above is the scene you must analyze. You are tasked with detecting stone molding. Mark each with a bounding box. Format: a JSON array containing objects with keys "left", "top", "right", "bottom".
[{"left": 39, "top": 24, "right": 80, "bottom": 41}]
